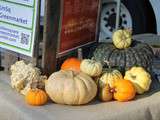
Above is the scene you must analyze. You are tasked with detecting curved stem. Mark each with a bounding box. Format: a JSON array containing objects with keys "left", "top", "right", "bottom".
[
  {"left": 126, "top": 28, "right": 133, "bottom": 35},
  {"left": 78, "top": 48, "right": 83, "bottom": 60},
  {"left": 91, "top": 57, "right": 95, "bottom": 61},
  {"left": 110, "top": 88, "right": 116, "bottom": 93},
  {"left": 104, "top": 59, "right": 111, "bottom": 69}
]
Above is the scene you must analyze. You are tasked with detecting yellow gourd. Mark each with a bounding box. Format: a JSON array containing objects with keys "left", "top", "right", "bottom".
[
  {"left": 113, "top": 29, "right": 132, "bottom": 49},
  {"left": 124, "top": 67, "right": 152, "bottom": 94}
]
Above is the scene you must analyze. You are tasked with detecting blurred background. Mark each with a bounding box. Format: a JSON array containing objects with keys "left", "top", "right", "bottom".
[{"left": 40, "top": 0, "right": 160, "bottom": 41}]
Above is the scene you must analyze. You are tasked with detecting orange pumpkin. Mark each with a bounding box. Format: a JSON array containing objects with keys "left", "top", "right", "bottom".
[
  {"left": 113, "top": 79, "right": 136, "bottom": 102},
  {"left": 25, "top": 89, "right": 48, "bottom": 106},
  {"left": 61, "top": 57, "right": 81, "bottom": 72}
]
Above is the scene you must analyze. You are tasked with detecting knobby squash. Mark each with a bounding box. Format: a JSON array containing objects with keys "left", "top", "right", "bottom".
[{"left": 113, "top": 29, "right": 132, "bottom": 49}]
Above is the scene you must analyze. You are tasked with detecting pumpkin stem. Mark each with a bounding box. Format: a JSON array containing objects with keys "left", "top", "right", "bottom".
[
  {"left": 31, "top": 80, "right": 34, "bottom": 89},
  {"left": 110, "top": 88, "right": 116, "bottom": 93},
  {"left": 126, "top": 28, "right": 133, "bottom": 35},
  {"left": 78, "top": 48, "right": 83, "bottom": 60},
  {"left": 31, "top": 78, "right": 34, "bottom": 89},
  {"left": 131, "top": 75, "right": 137, "bottom": 80},
  {"left": 91, "top": 57, "right": 95, "bottom": 61},
  {"left": 104, "top": 59, "right": 111, "bottom": 69},
  {"left": 30, "top": 78, "right": 38, "bottom": 90}
]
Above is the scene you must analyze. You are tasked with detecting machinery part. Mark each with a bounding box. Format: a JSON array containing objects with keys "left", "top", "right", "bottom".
[{"left": 99, "top": 0, "right": 148, "bottom": 41}]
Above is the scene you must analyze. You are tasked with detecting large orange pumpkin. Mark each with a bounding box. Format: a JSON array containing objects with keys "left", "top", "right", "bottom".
[
  {"left": 113, "top": 79, "right": 136, "bottom": 102},
  {"left": 61, "top": 57, "right": 81, "bottom": 72}
]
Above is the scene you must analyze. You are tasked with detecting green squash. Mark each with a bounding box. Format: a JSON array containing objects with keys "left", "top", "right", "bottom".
[{"left": 90, "top": 41, "right": 154, "bottom": 72}]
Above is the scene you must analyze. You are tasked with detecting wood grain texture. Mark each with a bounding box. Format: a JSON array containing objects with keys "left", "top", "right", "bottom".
[{"left": 42, "top": 0, "right": 61, "bottom": 76}]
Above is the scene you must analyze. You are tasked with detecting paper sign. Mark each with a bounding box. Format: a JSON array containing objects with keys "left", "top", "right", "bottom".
[{"left": 0, "top": 0, "right": 38, "bottom": 56}]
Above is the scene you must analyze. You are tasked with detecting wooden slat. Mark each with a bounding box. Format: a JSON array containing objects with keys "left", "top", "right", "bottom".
[
  {"left": 42, "top": 0, "right": 61, "bottom": 76},
  {"left": 32, "top": 0, "right": 41, "bottom": 67},
  {"left": 0, "top": 52, "right": 4, "bottom": 71}
]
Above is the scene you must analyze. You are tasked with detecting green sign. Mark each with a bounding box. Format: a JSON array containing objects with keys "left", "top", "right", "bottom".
[{"left": 0, "top": 0, "right": 39, "bottom": 56}]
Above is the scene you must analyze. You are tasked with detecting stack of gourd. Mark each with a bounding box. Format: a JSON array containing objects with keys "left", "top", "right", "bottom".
[
  {"left": 92, "top": 29, "right": 154, "bottom": 72},
  {"left": 45, "top": 58, "right": 97, "bottom": 105},
  {"left": 44, "top": 29, "right": 153, "bottom": 105},
  {"left": 11, "top": 29, "right": 154, "bottom": 106}
]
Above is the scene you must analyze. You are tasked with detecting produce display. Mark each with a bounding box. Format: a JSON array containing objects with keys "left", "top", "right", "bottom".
[
  {"left": 98, "top": 63, "right": 136, "bottom": 102},
  {"left": 9, "top": 29, "right": 155, "bottom": 106}
]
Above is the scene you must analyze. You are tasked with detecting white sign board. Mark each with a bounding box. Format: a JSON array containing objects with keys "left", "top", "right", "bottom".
[{"left": 0, "top": 0, "right": 39, "bottom": 56}]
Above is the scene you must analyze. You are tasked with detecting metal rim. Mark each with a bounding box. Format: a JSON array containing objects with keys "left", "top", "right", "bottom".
[{"left": 100, "top": 1, "right": 132, "bottom": 40}]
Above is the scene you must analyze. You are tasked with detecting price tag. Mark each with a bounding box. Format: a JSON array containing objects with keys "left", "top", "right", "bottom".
[{"left": 0, "top": 0, "right": 39, "bottom": 56}]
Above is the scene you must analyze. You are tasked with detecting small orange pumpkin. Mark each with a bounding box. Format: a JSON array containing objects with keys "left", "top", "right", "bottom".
[
  {"left": 25, "top": 89, "right": 48, "bottom": 106},
  {"left": 113, "top": 79, "right": 136, "bottom": 102},
  {"left": 61, "top": 57, "right": 81, "bottom": 72}
]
